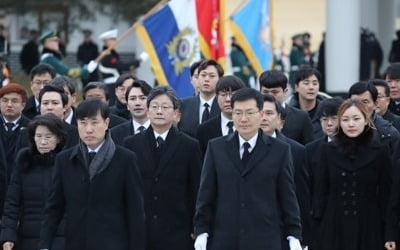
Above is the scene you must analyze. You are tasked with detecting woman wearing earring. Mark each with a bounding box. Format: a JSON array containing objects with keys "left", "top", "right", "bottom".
[
  {"left": 0, "top": 114, "right": 67, "bottom": 250},
  {"left": 313, "top": 99, "right": 392, "bottom": 250}
]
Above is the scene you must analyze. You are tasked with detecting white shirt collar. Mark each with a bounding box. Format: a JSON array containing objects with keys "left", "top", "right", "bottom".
[
  {"left": 238, "top": 132, "right": 258, "bottom": 153},
  {"left": 132, "top": 119, "right": 151, "bottom": 134},
  {"left": 220, "top": 113, "right": 234, "bottom": 136},
  {"left": 153, "top": 129, "right": 169, "bottom": 141},
  {"left": 270, "top": 131, "right": 277, "bottom": 138},
  {"left": 3, "top": 116, "right": 21, "bottom": 124},
  {"left": 87, "top": 140, "right": 105, "bottom": 153},
  {"left": 64, "top": 109, "right": 74, "bottom": 124},
  {"left": 34, "top": 97, "right": 40, "bottom": 109},
  {"left": 199, "top": 95, "right": 215, "bottom": 107}
]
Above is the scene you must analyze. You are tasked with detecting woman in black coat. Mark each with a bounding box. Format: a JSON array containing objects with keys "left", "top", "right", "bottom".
[
  {"left": 313, "top": 99, "right": 392, "bottom": 250},
  {"left": 0, "top": 114, "right": 67, "bottom": 250}
]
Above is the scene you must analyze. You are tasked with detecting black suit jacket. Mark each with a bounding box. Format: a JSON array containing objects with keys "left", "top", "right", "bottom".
[
  {"left": 179, "top": 96, "right": 220, "bottom": 137},
  {"left": 282, "top": 105, "right": 313, "bottom": 145},
  {"left": 196, "top": 115, "right": 222, "bottom": 156},
  {"left": 22, "top": 96, "right": 40, "bottom": 120},
  {"left": 124, "top": 126, "right": 202, "bottom": 250},
  {"left": 276, "top": 132, "right": 311, "bottom": 248},
  {"left": 194, "top": 131, "right": 302, "bottom": 250},
  {"left": 110, "top": 121, "right": 134, "bottom": 145},
  {"left": 383, "top": 110, "right": 400, "bottom": 132},
  {"left": 39, "top": 145, "right": 145, "bottom": 250}
]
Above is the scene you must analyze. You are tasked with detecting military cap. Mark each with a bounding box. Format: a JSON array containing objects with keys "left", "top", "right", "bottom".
[
  {"left": 98, "top": 29, "right": 118, "bottom": 40},
  {"left": 39, "top": 30, "right": 58, "bottom": 44},
  {"left": 291, "top": 33, "right": 303, "bottom": 40}
]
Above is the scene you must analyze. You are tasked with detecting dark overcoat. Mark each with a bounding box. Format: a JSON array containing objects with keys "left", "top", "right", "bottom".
[
  {"left": 124, "top": 126, "right": 202, "bottom": 250},
  {"left": 194, "top": 131, "right": 302, "bottom": 250},
  {"left": 38, "top": 144, "right": 145, "bottom": 250},
  {"left": 0, "top": 148, "right": 64, "bottom": 250},
  {"left": 313, "top": 139, "right": 392, "bottom": 250}
]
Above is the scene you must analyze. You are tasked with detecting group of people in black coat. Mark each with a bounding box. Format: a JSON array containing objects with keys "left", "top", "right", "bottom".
[{"left": 2, "top": 58, "right": 400, "bottom": 250}]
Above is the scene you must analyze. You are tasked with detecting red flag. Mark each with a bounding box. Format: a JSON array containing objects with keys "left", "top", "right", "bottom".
[{"left": 196, "top": 0, "right": 226, "bottom": 67}]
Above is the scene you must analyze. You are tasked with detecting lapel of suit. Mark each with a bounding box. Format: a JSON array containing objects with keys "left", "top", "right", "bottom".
[
  {"left": 143, "top": 127, "right": 158, "bottom": 172},
  {"left": 224, "top": 132, "right": 242, "bottom": 174},
  {"left": 210, "top": 98, "right": 220, "bottom": 117},
  {"left": 154, "top": 126, "right": 180, "bottom": 177},
  {"left": 193, "top": 96, "right": 200, "bottom": 125},
  {"left": 215, "top": 115, "right": 223, "bottom": 136},
  {"left": 242, "top": 131, "right": 271, "bottom": 177}
]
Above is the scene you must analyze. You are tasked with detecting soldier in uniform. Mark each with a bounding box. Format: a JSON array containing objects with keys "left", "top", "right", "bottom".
[
  {"left": 39, "top": 30, "right": 93, "bottom": 80},
  {"left": 289, "top": 33, "right": 305, "bottom": 88},
  {"left": 98, "top": 29, "right": 140, "bottom": 105}
]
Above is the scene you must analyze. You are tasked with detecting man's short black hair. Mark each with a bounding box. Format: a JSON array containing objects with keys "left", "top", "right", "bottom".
[
  {"left": 385, "top": 63, "right": 400, "bottom": 80},
  {"left": 30, "top": 63, "right": 56, "bottom": 81},
  {"left": 125, "top": 80, "right": 152, "bottom": 102},
  {"left": 316, "top": 96, "right": 344, "bottom": 118},
  {"left": 83, "top": 82, "right": 109, "bottom": 101},
  {"left": 348, "top": 81, "right": 378, "bottom": 102},
  {"left": 76, "top": 99, "right": 110, "bottom": 120},
  {"left": 190, "top": 60, "right": 203, "bottom": 77},
  {"left": 216, "top": 75, "right": 245, "bottom": 94},
  {"left": 262, "top": 94, "right": 285, "bottom": 120},
  {"left": 115, "top": 73, "right": 136, "bottom": 88},
  {"left": 231, "top": 88, "right": 263, "bottom": 111},
  {"left": 147, "top": 86, "right": 180, "bottom": 110},
  {"left": 259, "top": 70, "right": 288, "bottom": 90},
  {"left": 38, "top": 85, "right": 68, "bottom": 107},
  {"left": 294, "top": 65, "right": 321, "bottom": 85},
  {"left": 198, "top": 59, "right": 224, "bottom": 77},
  {"left": 50, "top": 75, "right": 76, "bottom": 95},
  {"left": 369, "top": 79, "right": 390, "bottom": 97}
]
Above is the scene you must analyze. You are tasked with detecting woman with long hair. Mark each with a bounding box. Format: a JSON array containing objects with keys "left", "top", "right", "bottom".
[
  {"left": 0, "top": 113, "right": 67, "bottom": 250},
  {"left": 313, "top": 99, "right": 392, "bottom": 250}
]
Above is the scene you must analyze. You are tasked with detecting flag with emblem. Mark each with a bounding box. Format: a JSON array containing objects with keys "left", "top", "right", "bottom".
[
  {"left": 196, "top": 0, "right": 226, "bottom": 68},
  {"left": 229, "top": 0, "right": 272, "bottom": 75},
  {"left": 136, "top": 0, "right": 201, "bottom": 98}
]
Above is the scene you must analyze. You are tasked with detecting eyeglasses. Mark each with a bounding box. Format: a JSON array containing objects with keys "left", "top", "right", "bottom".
[
  {"left": 232, "top": 110, "right": 260, "bottom": 118},
  {"left": 1, "top": 98, "right": 22, "bottom": 104},
  {"left": 149, "top": 105, "right": 174, "bottom": 111},
  {"left": 218, "top": 91, "right": 236, "bottom": 98},
  {"left": 377, "top": 95, "right": 389, "bottom": 99},
  {"left": 32, "top": 80, "right": 50, "bottom": 85}
]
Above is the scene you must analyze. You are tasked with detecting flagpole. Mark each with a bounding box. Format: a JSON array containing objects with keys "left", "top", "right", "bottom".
[
  {"left": 230, "top": 0, "right": 248, "bottom": 16},
  {"left": 95, "top": 0, "right": 169, "bottom": 63}
]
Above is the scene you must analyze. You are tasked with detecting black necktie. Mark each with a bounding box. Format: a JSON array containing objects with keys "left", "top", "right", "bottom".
[
  {"left": 5, "top": 122, "right": 14, "bottom": 132},
  {"left": 201, "top": 103, "right": 210, "bottom": 123},
  {"left": 88, "top": 152, "right": 96, "bottom": 165},
  {"left": 156, "top": 136, "right": 165, "bottom": 148},
  {"left": 241, "top": 142, "right": 251, "bottom": 169},
  {"left": 137, "top": 126, "right": 146, "bottom": 133},
  {"left": 227, "top": 121, "right": 234, "bottom": 134}
]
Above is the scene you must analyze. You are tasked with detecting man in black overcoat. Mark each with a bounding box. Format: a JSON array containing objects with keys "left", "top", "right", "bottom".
[
  {"left": 39, "top": 99, "right": 145, "bottom": 250},
  {"left": 193, "top": 88, "right": 302, "bottom": 250},
  {"left": 124, "top": 86, "right": 202, "bottom": 250}
]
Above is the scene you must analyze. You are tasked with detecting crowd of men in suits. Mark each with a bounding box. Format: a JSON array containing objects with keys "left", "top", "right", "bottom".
[{"left": 0, "top": 59, "right": 400, "bottom": 250}]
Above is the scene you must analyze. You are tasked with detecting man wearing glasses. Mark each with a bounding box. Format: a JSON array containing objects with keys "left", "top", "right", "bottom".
[
  {"left": 124, "top": 86, "right": 202, "bottom": 250},
  {"left": 370, "top": 79, "right": 400, "bottom": 132},
  {"left": 23, "top": 64, "right": 56, "bottom": 119},
  {"left": 194, "top": 88, "right": 302, "bottom": 250},
  {"left": 196, "top": 75, "right": 245, "bottom": 155}
]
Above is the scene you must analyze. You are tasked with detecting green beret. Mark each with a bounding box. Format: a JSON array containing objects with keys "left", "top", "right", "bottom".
[
  {"left": 39, "top": 30, "right": 58, "bottom": 44},
  {"left": 291, "top": 33, "right": 303, "bottom": 40}
]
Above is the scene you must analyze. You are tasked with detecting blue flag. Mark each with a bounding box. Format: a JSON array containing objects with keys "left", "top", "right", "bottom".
[
  {"left": 230, "top": 0, "right": 272, "bottom": 75},
  {"left": 137, "top": 0, "right": 200, "bottom": 98}
]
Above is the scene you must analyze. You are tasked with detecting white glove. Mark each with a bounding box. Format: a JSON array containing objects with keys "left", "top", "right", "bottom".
[
  {"left": 139, "top": 51, "right": 149, "bottom": 62},
  {"left": 287, "top": 236, "right": 302, "bottom": 250},
  {"left": 194, "top": 233, "right": 208, "bottom": 250},
  {"left": 87, "top": 60, "right": 98, "bottom": 73}
]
